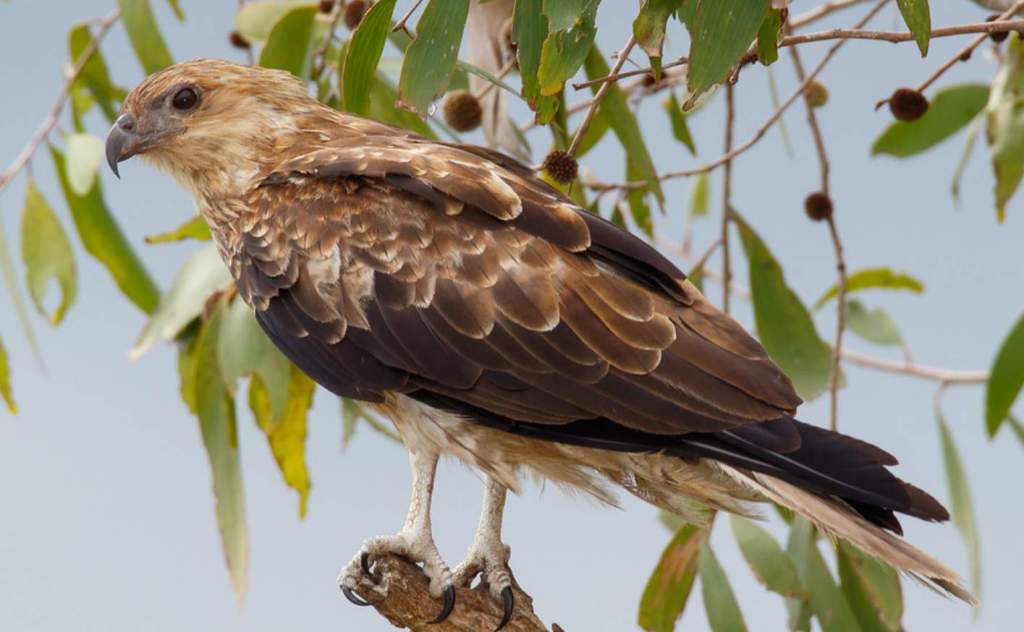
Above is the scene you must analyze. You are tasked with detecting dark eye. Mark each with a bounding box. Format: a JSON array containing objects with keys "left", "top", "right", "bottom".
[{"left": 172, "top": 87, "right": 198, "bottom": 111}]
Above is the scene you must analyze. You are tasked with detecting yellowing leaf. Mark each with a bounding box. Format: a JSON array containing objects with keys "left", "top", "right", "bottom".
[
  {"left": 218, "top": 298, "right": 290, "bottom": 419},
  {"left": 986, "top": 313, "right": 1024, "bottom": 437},
  {"left": 235, "top": 1, "right": 311, "bottom": 43},
  {"left": 117, "top": 0, "right": 174, "bottom": 74},
  {"left": 638, "top": 524, "right": 703, "bottom": 632},
  {"left": 634, "top": 0, "right": 683, "bottom": 78},
  {"left": 398, "top": 0, "right": 470, "bottom": 114},
  {"left": 0, "top": 335, "right": 14, "bottom": 413},
  {"left": 536, "top": 0, "right": 599, "bottom": 95},
  {"left": 699, "top": 539, "right": 748, "bottom": 632},
  {"left": 145, "top": 214, "right": 211, "bottom": 244},
  {"left": 814, "top": 267, "right": 924, "bottom": 310},
  {"left": 65, "top": 133, "right": 105, "bottom": 196},
  {"left": 512, "top": 0, "right": 559, "bottom": 122},
  {"left": 21, "top": 180, "right": 77, "bottom": 325},
  {"left": 342, "top": 0, "right": 397, "bottom": 115}
]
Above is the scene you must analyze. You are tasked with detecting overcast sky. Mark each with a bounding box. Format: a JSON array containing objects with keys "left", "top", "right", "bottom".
[{"left": 1, "top": 1, "right": 1022, "bottom": 631}]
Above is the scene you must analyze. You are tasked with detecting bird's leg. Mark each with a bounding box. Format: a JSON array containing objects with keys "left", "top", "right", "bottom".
[
  {"left": 338, "top": 447, "right": 455, "bottom": 621},
  {"left": 453, "top": 477, "right": 516, "bottom": 629}
]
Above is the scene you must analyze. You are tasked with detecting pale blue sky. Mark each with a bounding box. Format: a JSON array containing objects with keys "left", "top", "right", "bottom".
[{"left": 1, "top": 1, "right": 1022, "bottom": 631}]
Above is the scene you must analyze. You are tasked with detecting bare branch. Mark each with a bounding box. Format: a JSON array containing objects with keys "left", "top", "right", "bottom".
[
  {"left": 0, "top": 9, "right": 120, "bottom": 195},
  {"left": 567, "top": 36, "right": 636, "bottom": 157},
  {"left": 392, "top": 0, "right": 426, "bottom": 37},
  {"left": 720, "top": 82, "right": 736, "bottom": 315}
]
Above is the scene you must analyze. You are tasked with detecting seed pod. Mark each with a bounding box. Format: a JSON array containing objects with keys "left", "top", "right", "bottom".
[
  {"left": 542, "top": 150, "right": 579, "bottom": 185},
  {"left": 804, "top": 80, "right": 828, "bottom": 108},
  {"left": 889, "top": 88, "right": 928, "bottom": 122},
  {"left": 987, "top": 15, "right": 1009, "bottom": 44},
  {"left": 318, "top": 0, "right": 335, "bottom": 14},
  {"left": 345, "top": 0, "right": 369, "bottom": 29},
  {"left": 804, "top": 192, "right": 833, "bottom": 222},
  {"left": 443, "top": 91, "right": 483, "bottom": 133},
  {"left": 228, "top": 31, "right": 250, "bottom": 50}
]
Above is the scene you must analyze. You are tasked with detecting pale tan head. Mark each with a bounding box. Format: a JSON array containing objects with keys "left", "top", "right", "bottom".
[{"left": 105, "top": 59, "right": 322, "bottom": 193}]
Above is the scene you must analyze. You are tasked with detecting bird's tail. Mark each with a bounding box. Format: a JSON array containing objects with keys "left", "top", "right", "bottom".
[{"left": 718, "top": 463, "right": 977, "bottom": 605}]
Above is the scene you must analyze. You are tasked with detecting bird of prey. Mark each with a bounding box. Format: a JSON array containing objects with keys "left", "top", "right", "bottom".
[{"left": 106, "top": 60, "right": 973, "bottom": 627}]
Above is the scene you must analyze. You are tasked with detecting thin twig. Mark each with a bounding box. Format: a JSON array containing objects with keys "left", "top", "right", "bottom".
[
  {"left": 312, "top": 2, "right": 346, "bottom": 80},
  {"left": 658, "top": 0, "right": 890, "bottom": 182},
  {"left": 473, "top": 58, "right": 516, "bottom": 101},
  {"left": 788, "top": 0, "right": 867, "bottom": 30},
  {"left": 0, "top": 9, "right": 121, "bottom": 195},
  {"left": 567, "top": 36, "right": 636, "bottom": 157},
  {"left": 720, "top": 82, "right": 735, "bottom": 315},
  {"left": 392, "top": 0, "right": 426, "bottom": 36}
]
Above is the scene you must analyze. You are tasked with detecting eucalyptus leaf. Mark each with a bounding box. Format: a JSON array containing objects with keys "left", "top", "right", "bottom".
[
  {"left": 686, "top": 0, "right": 770, "bottom": 103},
  {"left": 665, "top": 92, "right": 696, "bottom": 155},
  {"left": 537, "top": 0, "right": 600, "bottom": 96},
  {"left": 398, "top": 0, "right": 470, "bottom": 114},
  {"left": 730, "top": 516, "right": 805, "bottom": 598},
  {"left": 896, "top": 0, "right": 931, "bottom": 56},
  {"left": 0, "top": 335, "right": 13, "bottom": 413},
  {"left": 513, "top": 0, "right": 559, "bottom": 122},
  {"left": 787, "top": 518, "right": 863, "bottom": 632},
  {"left": 145, "top": 214, "right": 211, "bottom": 244},
  {"left": 937, "top": 410, "right": 981, "bottom": 595},
  {"left": 65, "top": 133, "right": 105, "bottom": 197},
  {"left": 342, "top": 0, "right": 397, "bottom": 115},
  {"left": 637, "top": 524, "right": 703, "bottom": 632},
  {"left": 259, "top": 5, "right": 318, "bottom": 79},
  {"left": 986, "top": 33, "right": 1024, "bottom": 221},
  {"left": 699, "top": 539, "right": 748, "bottom": 632},
  {"left": 873, "top": 84, "right": 988, "bottom": 158},
  {"left": 844, "top": 300, "right": 904, "bottom": 347},
  {"left": 985, "top": 313, "right": 1024, "bottom": 437},
  {"left": 117, "top": 0, "right": 174, "bottom": 73},
  {"left": 836, "top": 540, "right": 903, "bottom": 632},
  {"left": 235, "top": 1, "right": 312, "bottom": 43},
  {"left": 634, "top": 0, "right": 683, "bottom": 78},
  {"left": 814, "top": 267, "right": 923, "bottom": 310},
  {"left": 218, "top": 298, "right": 291, "bottom": 420},
  {"left": 68, "top": 22, "right": 121, "bottom": 122},
  {"left": 21, "top": 181, "right": 77, "bottom": 325}
]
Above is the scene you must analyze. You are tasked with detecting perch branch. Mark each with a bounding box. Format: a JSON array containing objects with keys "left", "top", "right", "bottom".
[{"left": 346, "top": 555, "right": 552, "bottom": 632}]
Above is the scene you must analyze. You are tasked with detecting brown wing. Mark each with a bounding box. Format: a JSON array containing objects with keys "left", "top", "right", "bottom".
[{"left": 229, "top": 138, "right": 801, "bottom": 437}]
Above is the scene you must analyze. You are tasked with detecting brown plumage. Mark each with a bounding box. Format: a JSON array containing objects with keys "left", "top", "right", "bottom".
[{"left": 108, "top": 60, "right": 974, "bottom": 606}]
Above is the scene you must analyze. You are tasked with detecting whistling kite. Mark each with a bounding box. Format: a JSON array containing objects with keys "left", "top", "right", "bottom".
[{"left": 107, "top": 60, "right": 973, "bottom": 628}]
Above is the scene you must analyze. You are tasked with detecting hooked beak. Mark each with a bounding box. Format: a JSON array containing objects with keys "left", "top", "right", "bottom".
[{"left": 105, "top": 114, "right": 142, "bottom": 178}]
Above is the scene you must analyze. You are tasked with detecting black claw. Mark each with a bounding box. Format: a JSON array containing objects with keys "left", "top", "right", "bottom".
[
  {"left": 496, "top": 586, "right": 514, "bottom": 631},
  {"left": 428, "top": 584, "right": 456, "bottom": 624},
  {"left": 341, "top": 585, "right": 371, "bottom": 607},
  {"left": 361, "top": 552, "right": 381, "bottom": 583}
]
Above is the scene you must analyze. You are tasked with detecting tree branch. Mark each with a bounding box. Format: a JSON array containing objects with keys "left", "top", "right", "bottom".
[
  {"left": 720, "top": 82, "right": 736, "bottom": 315},
  {"left": 346, "top": 555, "right": 552, "bottom": 632},
  {"left": 0, "top": 9, "right": 120, "bottom": 195},
  {"left": 567, "top": 36, "right": 636, "bottom": 157}
]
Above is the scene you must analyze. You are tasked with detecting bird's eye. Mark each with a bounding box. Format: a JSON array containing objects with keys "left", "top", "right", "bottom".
[{"left": 171, "top": 87, "right": 199, "bottom": 111}]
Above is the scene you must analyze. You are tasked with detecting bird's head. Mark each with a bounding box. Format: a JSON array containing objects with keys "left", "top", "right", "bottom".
[{"left": 106, "top": 59, "right": 319, "bottom": 194}]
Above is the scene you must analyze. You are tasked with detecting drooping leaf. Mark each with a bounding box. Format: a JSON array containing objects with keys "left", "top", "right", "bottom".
[
  {"left": 836, "top": 540, "right": 903, "bottom": 632},
  {"left": 937, "top": 410, "right": 981, "bottom": 595},
  {"left": 191, "top": 302, "right": 249, "bottom": 602},
  {"left": 536, "top": 0, "right": 600, "bottom": 96},
  {"left": 686, "top": 0, "right": 770, "bottom": 102},
  {"left": 68, "top": 22, "right": 121, "bottom": 123},
  {"left": 814, "top": 267, "right": 924, "bottom": 310},
  {"left": 638, "top": 524, "right": 703, "bottom": 632},
  {"left": 235, "top": 1, "right": 310, "bottom": 43},
  {"left": 699, "top": 539, "right": 748, "bottom": 632},
  {"left": 735, "top": 213, "right": 833, "bottom": 400},
  {"left": 951, "top": 114, "right": 982, "bottom": 203},
  {"left": 872, "top": 84, "right": 988, "bottom": 157},
  {"left": 627, "top": 160, "right": 654, "bottom": 237},
  {"left": 131, "top": 245, "right": 231, "bottom": 359},
  {"left": 1007, "top": 414, "right": 1024, "bottom": 446},
  {"left": 688, "top": 172, "right": 709, "bottom": 218},
  {"left": 512, "top": 0, "right": 559, "bottom": 122},
  {"left": 117, "top": 0, "right": 174, "bottom": 73},
  {"left": 166, "top": 0, "right": 184, "bottom": 20},
  {"left": 986, "top": 313, "right": 1024, "bottom": 437},
  {"left": 259, "top": 5, "right": 318, "bottom": 79},
  {"left": 634, "top": 0, "right": 683, "bottom": 78},
  {"left": 787, "top": 518, "right": 863, "bottom": 632},
  {"left": 757, "top": 8, "right": 783, "bottom": 65},
  {"left": 986, "top": 33, "right": 1024, "bottom": 221},
  {"left": 50, "top": 145, "right": 159, "bottom": 315},
  {"left": 342, "top": 0, "right": 397, "bottom": 115},
  {"left": 572, "top": 108, "right": 611, "bottom": 158},
  {"left": 397, "top": 0, "right": 470, "bottom": 115},
  {"left": 0, "top": 216, "right": 40, "bottom": 360},
  {"left": 145, "top": 214, "right": 211, "bottom": 243},
  {"left": 341, "top": 398, "right": 401, "bottom": 448},
  {"left": 218, "top": 298, "right": 290, "bottom": 419},
  {"left": 665, "top": 92, "right": 696, "bottom": 155},
  {"left": 0, "top": 335, "right": 13, "bottom": 413},
  {"left": 21, "top": 181, "right": 77, "bottom": 325},
  {"left": 730, "top": 516, "right": 804, "bottom": 598},
  {"left": 896, "top": 0, "right": 931, "bottom": 57},
  {"left": 250, "top": 365, "right": 315, "bottom": 517},
  {"left": 844, "top": 300, "right": 904, "bottom": 347},
  {"left": 65, "top": 133, "right": 106, "bottom": 196},
  {"left": 584, "top": 47, "right": 665, "bottom": 207}
]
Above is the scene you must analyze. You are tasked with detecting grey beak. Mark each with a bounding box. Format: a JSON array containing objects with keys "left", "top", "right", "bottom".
[{"left": 105, "top": 114, "right": 140, "bottom": 178}]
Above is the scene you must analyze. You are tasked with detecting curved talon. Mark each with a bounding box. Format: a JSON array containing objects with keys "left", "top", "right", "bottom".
[
  {"left": 428, "top": 584, "right": 456, "bottom": 624},
  {"left": 341, "top": 585, "right": 371, "bottom": 607},
  {"left": 496, "top": 586, "right": 514, "bottom": 631},
  {"left": 360, "top": 552, "right": 381, "bottom": 583}
]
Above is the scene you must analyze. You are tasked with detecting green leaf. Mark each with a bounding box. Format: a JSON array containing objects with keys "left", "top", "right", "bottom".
[
  {"left": 536, "top": 0, "right": 600, "bottom": 96},
  {"left": 341, "top": 398, "right": 401, "bottom": 448},
  {"left": 844, "top": 300, "right": 904, "bottom": 347},
  {"left": 21, "top": 181, "right": 77, "bottom": 325},
  {"left": 166, "top": 0, "right": 185, "bottom": 20},
  {"left": 572, "top": 107, "right": 610, "bottom": 158},
  {"left": 896, "top": 0, "right": 931, "bottom": 57},
  {"left": 686, "top": 0, "right": 770, "bottom": 102},
  {"left": 986, "top": 34, "right": 1024, "bottom": 221},
  {"left": 0, "top": 215, "right": 41, "bottom": 360},
  {"left": 637, "top": 524, "right": 703, "bottom": 632},
  {"left": 699, "top": 539, "right": 748, "bottom": 632},
  {"left": 145, "top": 214, "right": 211, "bottom": 244},
  {"left": 730, "top": 516, "right": 804, "bottom": 598},
  {"left": 513, "top": 0, "right": 559, "bottom": 122},
  {"left": 259, "top": 5, "right": 318, "bottom": 79},
  {"left": 951, "top": 114, "right": 982, "bottom": 203},
  {"left": 0, "top": 335, "right": 13, "bottom": 413},
  {"left": 836, "top": 541, "right": 903, "bottom": 632},
  {"left": 872, "top": 84, "right": 988, "bottom": 157},
  {"left": 218, "top": 298, "right": 290, "bottom": 420},
  {"left": 814, "top": 267, "right": 924, "bottom": 310},
  {"left": 627, "top": 160, "right": 654, "bottom": 237},
  {"left": 665, "top": 92, "right": 696, "bottom": 155},
  {"left": 584, "top": 47, "right": 664, "bottom": 207},
  {"left": 787, "top": 517, "right": 863, "bottom": 632},
  {"left": 735, "top": 213, "right": 833, "bottom": 400},
  {"left": 936, "top": 410, "right": 981, "bottom": 595},
  {"left": 191, "top": 302, "right": 249, "bottom": 602},
  {"left": 235, "top": 1, "right": 311, "bottom": 43},
  {"left": 250, "top": 365, "right": 315, "bottom": 517},
  {"left": 688, "top": 172, "right": 709, "bottom": 218},
  {"left": 68, "top": 22, "right": 121, "bottom": 123},
  {"left": 368, "top": 74, "right": 438, "bottom": 138},
  {"left": 634, "top": 0, "right": 683, "bottom": 79},
  {"left": 131, "top": 245, "right": 231, "bottom": 359},
  {"left": 50, "top": 145, "right": 160, "bottom": 315},
  {"left": 757, "top": 8, "right": 783, "bottom": 65},
  {"left": 1007, "top": 414, "right": 1024, "bottom": 446},
  {"left": 65, "top": 133, "right": 105, "bottom": 197},
  {"left": 342, "top": 0, "right": 397, "bottom": 115},
  {"left": 397, "top": 0, "right": 470, "bottom": 115},
  {"left": 117, "top": 0, "right": 174, "bottom": 74},
  {"left": 986, "top": 313, "right": 1024, "bottom": 437}
]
